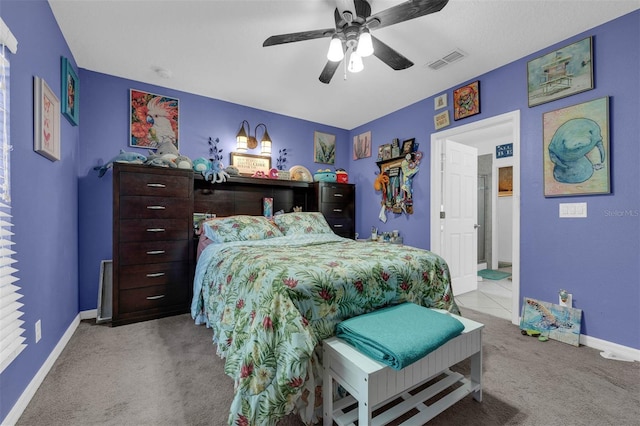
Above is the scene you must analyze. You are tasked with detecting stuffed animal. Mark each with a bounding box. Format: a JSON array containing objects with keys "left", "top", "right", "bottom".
[
  {"left": 192, "top": 157, "right": 209, "bottom": 173},
  {"left": 94, "top": 149, "right": 147, "bottom": 177},
  {"left": 155, "top": 140, "right": 179, "bottom": 161},
  {"left": 174, "top": 155, "right": 193, "bottom": 170}
]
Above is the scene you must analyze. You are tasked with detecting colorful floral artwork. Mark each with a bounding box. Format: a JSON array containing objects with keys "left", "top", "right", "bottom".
[
  {"left": 453, "top": 80, "right": 480, "bottom": 120},
  {"left": 130, "top": 89, "right": 179, "bottom": 149}
]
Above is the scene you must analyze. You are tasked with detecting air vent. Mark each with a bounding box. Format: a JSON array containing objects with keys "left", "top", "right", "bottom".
[{"left": 426, "top": 49, "right": 467, "bottom": 70}]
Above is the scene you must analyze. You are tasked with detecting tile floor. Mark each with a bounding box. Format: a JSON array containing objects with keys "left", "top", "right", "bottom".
[{"left": 455, "top": 266, "right": 512, "bottom": 320}]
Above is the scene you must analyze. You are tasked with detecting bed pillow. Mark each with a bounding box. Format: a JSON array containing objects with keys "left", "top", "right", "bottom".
[
  {"left": 202, "top": 215, "right": 283, "bottom": 243},
  {"left": 273, "top": 212, "right": 334, "bottom": 236}
]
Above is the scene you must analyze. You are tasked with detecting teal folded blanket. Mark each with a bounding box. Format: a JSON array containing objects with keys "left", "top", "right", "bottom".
[{"left": 335, "top": 303, "right": 465, "bottom": 370}]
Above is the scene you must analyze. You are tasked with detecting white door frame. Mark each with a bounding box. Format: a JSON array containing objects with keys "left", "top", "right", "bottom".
[{"left": 430, "top": 110, "right": 521, "bottom": 325}]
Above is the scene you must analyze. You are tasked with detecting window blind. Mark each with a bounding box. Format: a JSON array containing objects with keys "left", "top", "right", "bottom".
[{"left": 0, "top": 24, "right": 25, "bottom": 373}]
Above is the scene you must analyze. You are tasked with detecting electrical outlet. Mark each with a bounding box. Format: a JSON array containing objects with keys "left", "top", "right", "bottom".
[{"left": 35, "top": 320, "right": 42, "bottom": 343}]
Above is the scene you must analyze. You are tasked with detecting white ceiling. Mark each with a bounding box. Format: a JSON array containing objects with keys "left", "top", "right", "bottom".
[{"left": 48, "top": 0, "right": 639, "bottom": 130}]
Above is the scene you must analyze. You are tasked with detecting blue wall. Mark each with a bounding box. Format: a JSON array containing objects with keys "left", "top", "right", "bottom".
[
  {"left": 1, "top": 0, "right": 638, "bottom": 422},
  {"left": 347, "top": 12, "right": 639, "bottom": 349}
]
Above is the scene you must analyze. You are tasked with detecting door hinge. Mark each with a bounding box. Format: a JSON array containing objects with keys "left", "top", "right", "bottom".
[{"left": 440, "top": 211, "right": 446, "bottom": 219}]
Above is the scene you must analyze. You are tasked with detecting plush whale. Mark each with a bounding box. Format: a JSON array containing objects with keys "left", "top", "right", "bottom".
[{"left": 93, "top": 149, "right": 147, "bottom": 177}]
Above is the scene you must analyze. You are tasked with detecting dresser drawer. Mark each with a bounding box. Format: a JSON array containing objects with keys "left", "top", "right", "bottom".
[
  {"left": 119, "top": 240, "right": 189, "bottom": 265},
  {"left": 320, "top": 184, "right": 354, "bottom": 203},
  {"left": 320, "top": 203, "right": 354, "bottom": 219},
  {"left": 118, "top": 283, "right": 188, "bottom": 314},
  {"left": 119, "top": 218, "right": 190, "bottom": 242},
  {"left": 118, "top": 262, "right": 190, "bottom": 290},
  {"left": 119, "top": 171, "right": 191, "bottom": 197},
  {"left": 120, "top": 196, "right": 191, "bottom": 219},
  {"left": 327, "top": 218, "right": 353, "bottom": 237}
]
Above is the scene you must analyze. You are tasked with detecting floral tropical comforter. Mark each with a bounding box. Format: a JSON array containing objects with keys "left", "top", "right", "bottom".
[{"left": 191, "top": 233, "right": 459, "bottom": 426}]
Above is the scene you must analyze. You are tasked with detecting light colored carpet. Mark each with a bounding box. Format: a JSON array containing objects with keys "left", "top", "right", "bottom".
[
  {"left": 17, "top": 309, "right": 640, "bottom": 426},
  {"left": 477, "top": 269, "right": 512, "bottom": 280}
]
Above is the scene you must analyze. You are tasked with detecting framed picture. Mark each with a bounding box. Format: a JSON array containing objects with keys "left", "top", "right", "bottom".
[
  {"left": 130, "top": 89, "right": 179, "bottom": 149},
  {"left": 230, "top": 152, "right": 271, "bottom": 176},
  {"left": 498, "top": 166, "right": 513, "bottom": 197},
  {"left": 543, "top": 96, "right": 609, "bottom": 197},
  {"left": 434, "top": 110, "right": 451, "bottom": 129},
  {"left": 381, "top": 143, "right": 392, "bottom": 160},
  {"left": 527, "top": 36, "right": 593, "bottom": 108},
  {"left": 314, "top": 131, "right": 336, "bottom": 164},
  {"left": 434, "top": 93, "right": 447, "bottom": 110},
  {"left": 376, "top": 145, "right": 384, "bottom": 161},
  {"left": 33, "top": 76, "right": 61, "bottom": 161},
  {"left": 520, "top": 297, "right": 582, "bottom": 347},
  {"left": 61, "top": 57, "right": 79, "bottom": 126},
  {"left": 453, "top": 80, "right": 480, "bottom": 120},
  {"left": 401, "top": 138, "right": 415, "bottom": 155},
  {"left": 353, "top": 131, "right": 372, "bottom": 160}
]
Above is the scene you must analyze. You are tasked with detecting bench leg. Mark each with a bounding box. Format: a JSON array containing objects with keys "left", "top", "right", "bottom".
[
  {"left": 470, "top": 347, "right": 482, "bottom": 402},
  {"left": 323, "top": 364, "right": 333, "bottom": 426}
]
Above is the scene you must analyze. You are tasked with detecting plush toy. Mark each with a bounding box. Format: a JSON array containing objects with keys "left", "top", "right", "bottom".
[
  {"left": 314, "top": 168, "right": 337, "bottom": 182},
  {"left": 155, "top": 140, "right": 179, "bottom": 161},
  {"left": 192, "top": 157, "right": 209, "bottom": 173},
  {"left": 174, "top": 155, "right": 193, "bottom": 170},
  {"left": 209, "top": 159, "right": 230, "bottom": 183},
  {"left": 94, "top": 149, "right": 147, "bottom": 177}
]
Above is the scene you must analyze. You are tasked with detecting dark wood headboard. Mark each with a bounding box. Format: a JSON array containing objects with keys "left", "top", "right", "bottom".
[{"left": 193, "top": 175, "right": 314, "bottom": 217}]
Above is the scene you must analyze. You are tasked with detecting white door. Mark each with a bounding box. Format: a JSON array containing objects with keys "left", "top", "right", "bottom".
[{"left": 443, "top": 140, "right": 478, "bottom": 295}]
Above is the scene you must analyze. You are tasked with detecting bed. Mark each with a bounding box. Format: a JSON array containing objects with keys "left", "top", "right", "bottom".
[{"left": 191, "top": 212, "right": 459, "bottom": 425}]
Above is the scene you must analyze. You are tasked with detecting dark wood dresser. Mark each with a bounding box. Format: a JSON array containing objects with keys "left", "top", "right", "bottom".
[
  {"left": 112, "top": 163, "right": 194, "bottom": 326},
  {"left": 312, "top": 182, "right": 356, "bottom": 239}
]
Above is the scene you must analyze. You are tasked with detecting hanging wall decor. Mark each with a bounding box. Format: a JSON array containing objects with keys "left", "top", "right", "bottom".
[
  {"left": 61, "top": 56, "right": 79, "bottom": 126},
  {"left": 353, "top": 131, "right": 372, "bottom": 160},
  {"left": 453, "top": 80, "right": 480, "bottom": 120},
  {"left": 313, "top": 131, "right": 336, "bottom": 164},
  {"left": 543, "top": 96, "right": 609, "bottom": 197},
  {"left": 374, "top": 141, "right": 423, "bottom": 221},
  {"left": 34, "top": 76, "right": 61, "bottom": 161},
  {"left": 130, "top": 89, "right": 179, "bottom": 149}
]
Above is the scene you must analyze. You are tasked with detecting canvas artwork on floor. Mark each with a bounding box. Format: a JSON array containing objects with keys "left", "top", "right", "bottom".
[{"left": 520, "top": 297, "right": 582, "bottom": 346}]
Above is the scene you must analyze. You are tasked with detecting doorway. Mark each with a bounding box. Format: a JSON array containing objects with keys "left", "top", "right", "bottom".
[{"left": 430, "top": 111, "right": 520, "bottom": 325}]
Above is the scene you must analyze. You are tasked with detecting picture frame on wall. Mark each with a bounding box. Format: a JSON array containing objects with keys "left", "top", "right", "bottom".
[
  {"left": 527, "top": 36, "right": 593, "bottom": 108},
  {"left": 314, "top": 131, "right": 336, "bottom": 164},
  {"left": 434, "top": 110, "right": 451, "bottom": 130},
  {"left": 34, "top": 76, "right": 61, "bottom": 162},
  {"left": 61, "top": 56, "right": 79, "bottom": 126},
  {"left": 453, "top": 80, "right": 480, "bottom": 120},
  {"left": 434, "top": 93, "right": 447, "bottom": 110},
  {"left": 402, "top": 138, "right": 415, "bottom": 155},
  {"left": 130, "top": 89, "right": 179, "bottom": 149},
  {"left": 543, "top": 96, "right": 610, "bottom": 197},
  {"left": 353, "top": 130, "right": 372, "bottom": 160}
]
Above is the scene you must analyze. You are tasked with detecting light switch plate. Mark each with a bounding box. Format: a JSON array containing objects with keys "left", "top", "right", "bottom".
[{"left": 559, "top": 202, "right": 587, "bottom": 218}]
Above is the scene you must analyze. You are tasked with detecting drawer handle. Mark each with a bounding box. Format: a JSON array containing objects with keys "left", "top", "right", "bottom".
[
  {"left": 146, "top": 295, "right": 166, "bottom": 300},
  {"left": 146, "top": 250, "right": 166, "bottom": 255},
  {"left": 146, "top": 272, "right": 165, "bottom": 278},
  {"left": 146, "top": 228, "right": 166, "bottom": 232},
  {"left": 333, "top": 193, "right": 344, "bottom": 197},
  {"left": 147, "top": 183, "right": 166, "bottom": 188},
  {"left": 333, "top": 224, "right": 344, "bottom": 228},
  {"left": 146, "top": 206, "right": 166, "bottom": 210},
  {"left": 333, "top": 208, "right": 343, "bottom": 213}
]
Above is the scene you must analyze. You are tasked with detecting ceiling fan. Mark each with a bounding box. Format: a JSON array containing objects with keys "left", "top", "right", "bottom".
[{"left": 263, "top": 0, "right": 449, "bottom": 84}]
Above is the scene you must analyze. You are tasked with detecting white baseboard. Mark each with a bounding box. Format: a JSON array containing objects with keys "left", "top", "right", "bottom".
[
  {"left": 580, "top": 334, "right": 640, "bottom": 362},
  {"left": 80, "top": 309, "right": 97, "bottom": 320},
  {"left": 2, "top": 314, "right": 80, "bottom": 426}
]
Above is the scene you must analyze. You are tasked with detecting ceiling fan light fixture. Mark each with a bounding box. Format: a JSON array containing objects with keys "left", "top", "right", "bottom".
[
  {"left": 327, "top": 35, "right": 344, "bottom": 62},
  {"left": 348, "top": 50, "right": 364, "bottom": 73},
  {"left": 357, "top": 29, "right": 374, "bottom": 57}
]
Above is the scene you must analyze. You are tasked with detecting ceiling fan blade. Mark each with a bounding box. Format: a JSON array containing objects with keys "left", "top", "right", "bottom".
[
  {"left": 372, "top": 36, "right": 413, "bottom": 70},
  {"left": 263, "top": 28, "right": 334, "bottom": 47},
  {"left": 319, "top": 60, "right": 342, "bottom": 84},
  {"left": 367, "top": 0, "right": 449, "bottom": 30}
]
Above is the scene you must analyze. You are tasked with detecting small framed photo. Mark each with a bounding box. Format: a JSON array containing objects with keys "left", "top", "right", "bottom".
[
  {"left": 434, "top": 110, "right": 451, "bottom": 130},
  {"left": 314, "top": 131, "right": 336, "bottom": 164},
  {"left": 401, "top": 138, "right": 415, "bottom": 155},
  {"left": 130, "top": 89, "right": 179, "bottom": 149},
  {"left": 34, "top": 76, "right": 61, "bottom": 161},
  {"left": 382, "top": 144, "right": 392, "bottom": 160},
  {"left": 61, "top": 57, "right": 79, "bottom": 126},
  {"left": 434, "top": 93, "right": 447, "bottom": 110},
  {"left": 453, "top": 80, "right": 480, "bottom": 120}
]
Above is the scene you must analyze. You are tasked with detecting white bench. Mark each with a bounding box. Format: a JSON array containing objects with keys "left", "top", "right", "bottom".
[{"left": 322, "top": 311, "right": 483, "bottom": 426}]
